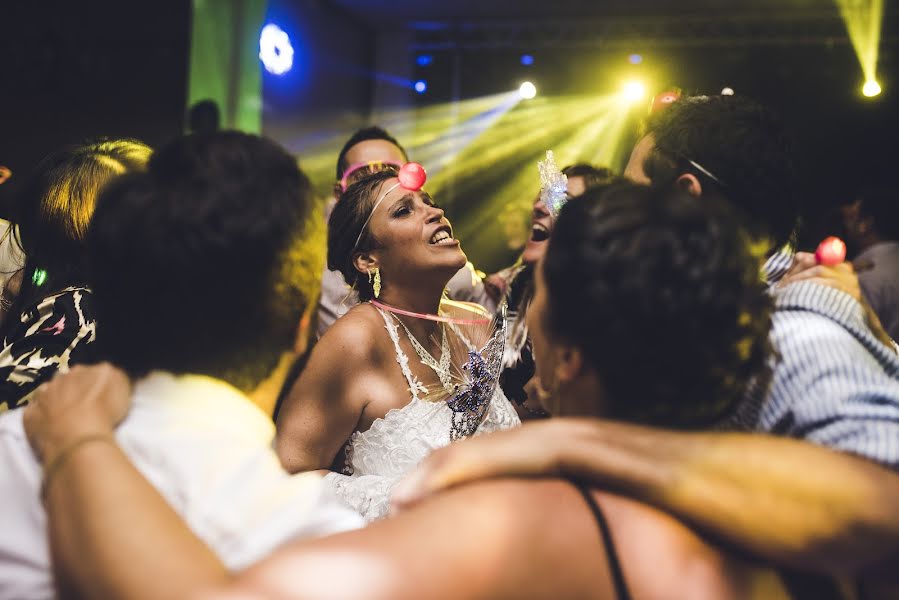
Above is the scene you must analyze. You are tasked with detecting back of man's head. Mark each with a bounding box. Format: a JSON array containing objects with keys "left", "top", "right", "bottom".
[
  {"left": 857, "top": 186, "right": 899, "bottom": 241},
  {"left": 335, "top": 126, "right": 407, "bottom": 181},
  {"left": 87, "top": 132, "right": 316, "bottom": 392},
  {"left": 187, "top": 100, "right": 221, "bottom": 135},
  {"left": 642, "top": 95, "right": 799, "bottom": 249}
]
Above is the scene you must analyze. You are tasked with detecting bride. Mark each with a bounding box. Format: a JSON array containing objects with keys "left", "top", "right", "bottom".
[{"left": 276, "top": 165, "right": 520, "bottom": 521}]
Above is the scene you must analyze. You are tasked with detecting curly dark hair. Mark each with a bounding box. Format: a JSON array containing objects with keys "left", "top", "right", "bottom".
[
  {"left": 642, "top": 95, "right": 799, "bottom": 252},
  {"left": 86, "top": 132, "right": 316, "bottom": 392},
  {"left": 543, "top": 182, "right": 772, "bottom": 428},
  {"left": 327, "top": 168, "right": 398, "bottom": 301}
]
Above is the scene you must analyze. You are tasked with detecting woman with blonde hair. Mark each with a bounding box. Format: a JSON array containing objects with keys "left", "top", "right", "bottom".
[{"left": 0, "top": 139, "right": 151, "bottom": 408}]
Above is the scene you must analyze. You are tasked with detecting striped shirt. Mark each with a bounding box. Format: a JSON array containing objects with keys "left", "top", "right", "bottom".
[{"left": 729, "top": 250, "right": 899, "bottom": 469}]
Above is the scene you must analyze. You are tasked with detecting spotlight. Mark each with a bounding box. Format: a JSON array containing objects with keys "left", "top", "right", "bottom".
[
  {"left": 520, "top": 54, "right": 535, "bottom": 66},
  {"left": 721, "top": 87, "right": 735, "bottom": 96},
  {"left": 622, "top": 81, "right": 646, "bottom": 103},
  {"left": 519, "top": 81, "right": 537, "bottom": 100},
  {"left": 414, "top": 80, "right": 428, "bottom": 94},
  {"left": 628, "top": 54, "right": 643, "bottom": 65},
  {"left": 416, "top": 55, "right": 433, "bottom": 67},
  {"left": 259, "top": 24, "right": 294, "bottom": 75},
  {"left": 862, "top": 79, "right": 882, "bottom": 97}
]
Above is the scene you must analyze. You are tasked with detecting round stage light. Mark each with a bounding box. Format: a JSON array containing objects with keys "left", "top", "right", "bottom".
[
  {"left": 259, "top": 24, "right": 294, "bottom": 75},
  {"left": 416, "top": 55, "right": 433, "bottom": 67},
  {"left": 414, "top": 80, "right": 428, "bottom": 94},
  {"left": 520, "top": 54, "right": 535, "bottom": 66},
  {"left": 628, "top": 54, "right": 643, "bottom": 65},
  {"left": 519, "top": 81, "right": 537, "bottom": 99},
  {"left": 721, "top": 87, "right": 735, "bottom": 96},
  {"left": 862, "top": 80, "right": 882, "bottom": 97},
  {"left": 622, "top": 81, "right": 646, "bottom": 102}
]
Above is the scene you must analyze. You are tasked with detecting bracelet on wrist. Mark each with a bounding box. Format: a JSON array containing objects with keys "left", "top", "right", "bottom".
[{"left": 40, "top": 433, "right": 116, "bottom": 500}]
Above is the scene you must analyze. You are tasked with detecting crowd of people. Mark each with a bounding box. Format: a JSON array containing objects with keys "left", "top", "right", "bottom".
[{"left": 0, "top": 92, "right": 897, "bottom": 599}]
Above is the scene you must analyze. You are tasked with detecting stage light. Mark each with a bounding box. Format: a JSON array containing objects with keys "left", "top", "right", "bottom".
[
  {"left": 414, "top": 80, "right": 428, "bottom": 94},
  {"left": 519, "top": 81, "right": 537, "bottom": 100},
  {"left": 416, "top": 55, "right": 433, "bottom": 67},
  {"left": 837, "top": 0, "right": 883, "bottom": 98},
  {"left": 622, "top": 81, "right": 646, "bottom": 103},
  {"left": 520, "top": 54, "right": 535, "bottom": 66},
  {"left": 259, "top": 24, "right": 294, "bottom": 75},
  {"left": 721, "top": 87, "right": 735, "bottom": 96},
  {"left": 862, "top": 79, "right": 882, "bottom": 97},
  {"left": 628, "top": 54, "right": 643, "bottom": 65}
]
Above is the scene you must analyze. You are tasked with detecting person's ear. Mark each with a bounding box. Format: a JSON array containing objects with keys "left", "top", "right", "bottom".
[
  {"left": 676, "top": 173, "right": 703, "bottom": 198},
  {"left": 352, "top": 252, "right": 379, "bottom": 277},
  {"left": 553, "top": 344, "right": 584, "bottom": 385}
]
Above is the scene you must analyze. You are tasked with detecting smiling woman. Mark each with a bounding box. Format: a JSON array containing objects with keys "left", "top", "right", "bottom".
[{"left": 275, "top": 168, "right": 520, "bottom": 521}]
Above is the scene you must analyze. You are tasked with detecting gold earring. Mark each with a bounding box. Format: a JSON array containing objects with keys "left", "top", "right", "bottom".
[{"left": 369, "top": 268, "right": 381, "bottom": 298}]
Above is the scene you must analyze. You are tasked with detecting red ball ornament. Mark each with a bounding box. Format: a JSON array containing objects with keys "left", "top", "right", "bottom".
[
  {"left": 397, "top": 162, "right": 427, "bottom": 191},
  {"left": 815, "top": 236, "right": 846, "bottom": 266}
]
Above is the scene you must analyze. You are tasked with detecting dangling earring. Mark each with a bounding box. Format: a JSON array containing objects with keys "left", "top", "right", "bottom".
[{"left": 369, "top": 268, "right": 381, "bottom": 298}]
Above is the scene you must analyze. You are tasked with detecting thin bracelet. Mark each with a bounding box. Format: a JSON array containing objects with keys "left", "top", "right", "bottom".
[{"left": 40, "top": 433, "right": 116, "bottom": 500}]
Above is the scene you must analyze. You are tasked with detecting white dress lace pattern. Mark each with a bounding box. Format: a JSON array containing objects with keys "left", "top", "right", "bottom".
[{"left": 324, "top": 307, "right": 521, "bottom": 522}]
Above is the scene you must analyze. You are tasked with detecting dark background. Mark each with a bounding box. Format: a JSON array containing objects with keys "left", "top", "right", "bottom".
[{"left": 2, "top": 0, "right": 896, "bottom": 268}]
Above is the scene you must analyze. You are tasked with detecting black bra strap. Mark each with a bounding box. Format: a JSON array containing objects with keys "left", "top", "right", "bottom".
[{"left": 574, "top": 482, "right": 632, "bottom": 600}]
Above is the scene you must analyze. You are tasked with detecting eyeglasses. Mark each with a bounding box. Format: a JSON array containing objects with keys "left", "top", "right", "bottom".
[
  {"left": 338, "top": 160, "right": 404, "bottom": 192},
  {"left": 685, "top": 159, "right": 725, "bottom": 186}
]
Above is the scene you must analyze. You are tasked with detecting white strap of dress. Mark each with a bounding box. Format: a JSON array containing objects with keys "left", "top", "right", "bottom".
[{"left": 375, "top": 306, "right": 427, "bottom": 400}]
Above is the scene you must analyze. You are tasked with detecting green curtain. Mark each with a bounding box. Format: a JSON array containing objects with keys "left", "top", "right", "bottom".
[{"left": 187, "top": 0, "right": 267, "bottom": 133}]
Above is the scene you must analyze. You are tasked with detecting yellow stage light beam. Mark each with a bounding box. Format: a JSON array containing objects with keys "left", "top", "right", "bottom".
[
  {"left": 862, "top": 79, "right": 882, "bottom": 97},
  {"left": 836, "top": 0, "right": 884, "bottom": 97},
  {"left": 519, "top": 81, "right": 538, "bottom": 99},
  {"left": 621, "top": 80, "right": 646, "bottom": 103}
]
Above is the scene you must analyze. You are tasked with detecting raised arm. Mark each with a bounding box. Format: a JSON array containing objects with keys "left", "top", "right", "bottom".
[
  {"left": 392, "top": 418, "right": 899, "bottom": 579},
  {"left": 275, "top": 311, "right": 381, "bottom": 473}
]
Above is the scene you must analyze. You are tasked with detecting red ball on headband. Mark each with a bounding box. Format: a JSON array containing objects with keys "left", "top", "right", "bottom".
[
  {"left": 815, "top": 236, "right": 846, "bottom": 266},
  {"left": 398, "top": 162, "right": 427, "bottom": 191}
]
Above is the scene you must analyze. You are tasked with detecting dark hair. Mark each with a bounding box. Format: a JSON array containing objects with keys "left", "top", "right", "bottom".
[
  {"left": 1, "top": 139, "right": 151, "bottom": 341},
  {"left": 561, "top": 164, "right": 616, "bottom": 189},
  {"left": 86, "top": 132, "right": 315, "bottom": 392},
  {"left": 642, "top": 95, "right": 799, "bottom": 251},
  {"left": 187, "top": 100, "right": 221, "bottom": 135},
  {"left": 335, "top": 126, "right": 407, "bottom": 181},
  {"left": 543, "top": 182, "right": 772, "bottom": 428},
  {"left": 327, "top": 169, "right": 398, "bottom": 301},
  {"left": 857, "top": 186, "right": 899, "bottom": 240}
]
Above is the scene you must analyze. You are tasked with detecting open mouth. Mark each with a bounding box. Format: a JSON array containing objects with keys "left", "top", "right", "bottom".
[
  {"left": 429, "top": 227, "right": 456, "bottom": 245},
  {"left": 530, "top": 223, "right": 550, "bottom": 242}
]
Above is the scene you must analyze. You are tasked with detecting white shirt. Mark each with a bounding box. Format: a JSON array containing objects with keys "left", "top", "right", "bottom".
[{"left": 0, "top": 372, "right": 363, "bottom": 600}]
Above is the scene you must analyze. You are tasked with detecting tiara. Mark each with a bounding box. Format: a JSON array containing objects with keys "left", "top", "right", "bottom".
[{"left": 538, "top": 151, "right": 568, "bottom": 218}]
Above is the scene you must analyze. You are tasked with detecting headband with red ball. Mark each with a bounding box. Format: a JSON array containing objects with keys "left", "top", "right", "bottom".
[{"left": 352, "top": 162, "right": 427, "bottom": 252}]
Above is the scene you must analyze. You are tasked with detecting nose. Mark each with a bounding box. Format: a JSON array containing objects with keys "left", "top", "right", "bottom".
[
  {"left": 426, "top": 204, "right": 445, "bottom": 223},
  {"left": 533, "top": 198, "right": 550, "bottom": 217}
]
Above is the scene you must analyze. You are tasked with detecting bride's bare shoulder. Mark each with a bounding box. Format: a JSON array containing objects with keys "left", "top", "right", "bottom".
[{"left": 313, "top": 303, "right": 390, "bottom": 362}]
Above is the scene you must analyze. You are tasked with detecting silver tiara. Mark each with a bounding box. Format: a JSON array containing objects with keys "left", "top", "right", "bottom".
[{"left": 538, "top": 150, "right": 568, "bottom": 218}]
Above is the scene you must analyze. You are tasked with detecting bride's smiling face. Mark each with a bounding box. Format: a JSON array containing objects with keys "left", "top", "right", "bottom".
[{"left": 361, "top": 178, "right": 467, "bottom": 280}]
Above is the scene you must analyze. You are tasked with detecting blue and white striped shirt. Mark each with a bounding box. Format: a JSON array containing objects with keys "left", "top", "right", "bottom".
[{"left": 730, "top": 251, "right": 899, "bottom": 469}]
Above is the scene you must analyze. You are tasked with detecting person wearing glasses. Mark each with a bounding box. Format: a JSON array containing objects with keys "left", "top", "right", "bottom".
[{"left": 316, "top": 127, "right": 492, "bottom": 339}]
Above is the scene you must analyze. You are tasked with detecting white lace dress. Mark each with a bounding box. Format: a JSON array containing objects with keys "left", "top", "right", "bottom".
[{"left": 323, "top": 307, "right": 521, "bottom": 522}]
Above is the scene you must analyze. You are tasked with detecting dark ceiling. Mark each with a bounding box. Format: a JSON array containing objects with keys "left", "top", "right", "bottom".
[{"left": 333, "top": 0, "right": 839, "bottom": 27}]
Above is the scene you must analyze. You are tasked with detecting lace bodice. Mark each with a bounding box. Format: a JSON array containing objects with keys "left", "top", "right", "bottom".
[{"left": 324, "top": 307, "right": 520, "bottom": 521}]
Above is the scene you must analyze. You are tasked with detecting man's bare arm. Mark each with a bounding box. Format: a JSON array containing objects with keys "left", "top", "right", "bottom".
[{"left": 393, "top": 418, "right": 899, "bottom": 578}]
